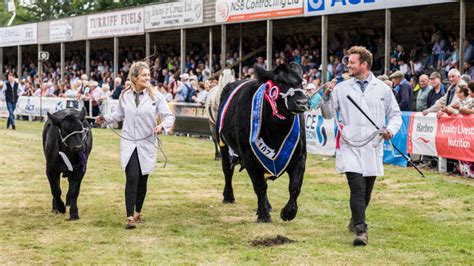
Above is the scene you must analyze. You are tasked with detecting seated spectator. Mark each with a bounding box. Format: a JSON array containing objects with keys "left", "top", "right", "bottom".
[
  {"left": 377, "top": 74, "right": 392, "bottom": 88},
  {"left": 464, "top": 61, "right": 474, "bottom": 81},
  {"left": 192, "top": 82, "right": 208, "bottom": 104},
  {"left": 398, "top": 59, "right": 411, "bottom": 79},
  {"left": 390, "top": 71, "right": 413, "bottom": 111},
  {"left": 174, "top": 73, "right": 191, "bottom": 102},
  {"left": 410, "top": 58, "right": 424, "bottom": 77},
  {"left": 306, "top": 83, "right": 322, "bottom": 110}
]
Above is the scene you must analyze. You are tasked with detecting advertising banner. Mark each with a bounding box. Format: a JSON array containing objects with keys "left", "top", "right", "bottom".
[
  {"left": 0, "top": 23, "right": 37, "bottom": 47},
  {"left": 383, "top": 111, "right": 410, "bottom": 167},
  {"left": 436, "top": 114, "right": 474, "bottom": 161},
  {"left": 216, "top": 0, "right": 304, "bottom": 23},
  {"left": 87, "top": 8, "right": 144, "bottom": 38},
  {"left": 407, "top": 112, "right": 438, "bottom": 156},
  {"left": 305, "top": 109, "right": 336, "bottom": 156},
  {"left": 305, "top": 0, "right": 459, "bottom": 17},
  {"left": 145, "top": 0, "right": 203, "bottom": 30},
  {"left": 49, "top": 19, "right": 74, "bottom": 42}
]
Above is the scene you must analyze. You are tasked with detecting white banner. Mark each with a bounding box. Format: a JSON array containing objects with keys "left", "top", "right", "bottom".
[
  {"left": 0, "top": 23, "right": 37, "bottom": 47},
  {"left": 216, "top": 0, "right": 304, "bottom": 23},
  {"left": 304, "top": 109, "right": 336, "bottom": 156},
  {"left": 49, "top": 19, "right": 74, "bottom": 42},
  {"left": 408, "top": 113, "right": 438, "bottom": 156},
  {"left": 305, "top": 0, "right": 459, "bottom": 16},
  {"left": 145, "top": 0, "right": 203, "bottom": 30},
  {"left": 87, "top": 7, "right": 144, "bottom": 38},
  {"left": 0, "top": 96, "right": 68, "bottom": 117}
]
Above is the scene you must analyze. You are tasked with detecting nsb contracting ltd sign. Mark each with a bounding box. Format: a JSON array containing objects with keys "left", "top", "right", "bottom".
[{"left": 216, "top": 0, "right": 304, "bottom": 23}]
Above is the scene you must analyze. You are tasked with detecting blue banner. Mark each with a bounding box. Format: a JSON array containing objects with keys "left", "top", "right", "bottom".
[{"left": 383, "top": 112, "right": 411, "bottom": 167}]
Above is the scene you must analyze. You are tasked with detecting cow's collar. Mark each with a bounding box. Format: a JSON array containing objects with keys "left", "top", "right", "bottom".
[{"left": 250, "top": 83, "right": 300, "bottom": 177}]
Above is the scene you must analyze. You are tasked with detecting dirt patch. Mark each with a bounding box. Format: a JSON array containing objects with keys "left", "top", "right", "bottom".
[{"left": 251, "top": 235, "right": 296, "bottom": 247}]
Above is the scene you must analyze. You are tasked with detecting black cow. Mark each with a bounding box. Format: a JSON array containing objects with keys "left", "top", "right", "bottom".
[
  {"left": 218, "top": 63, "right": 309, "bottom": 223},
  {"left": 42, "top": 108, "right": 93, "bottom": 220}
]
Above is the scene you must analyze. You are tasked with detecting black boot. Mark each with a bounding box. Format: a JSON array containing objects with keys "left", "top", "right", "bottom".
[
  {"left": 353, "top": 224, "right": 368, "bottom": 246},
  {"left": 348, "top": 218, "right": 355, "bottom": 233}
]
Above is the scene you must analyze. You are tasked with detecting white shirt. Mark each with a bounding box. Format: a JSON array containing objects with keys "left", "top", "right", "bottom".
[
  {"left": 103, "top": 89, "right": 175, "bottom": 175},
  {"left": 321, "top": 73, "right": 402, "bottom": 176}
]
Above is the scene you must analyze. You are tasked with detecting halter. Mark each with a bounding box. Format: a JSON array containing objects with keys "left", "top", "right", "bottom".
[
  {"left": 58, "top": 127, "right": 90, "bottom": 147},
  {"left": 264, "top": 80, "right": 307, "bottom": 120}
]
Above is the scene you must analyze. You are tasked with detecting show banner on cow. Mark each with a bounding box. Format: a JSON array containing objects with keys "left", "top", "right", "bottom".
[
  {"left": 304, "top": 109, "right": 336, "bottom": 156},
  {"left": 436, "top": 114, "right": 474, "bottom": 162},
  {"left": 215, "top": 0, "right": 304, "bottom": 23}
]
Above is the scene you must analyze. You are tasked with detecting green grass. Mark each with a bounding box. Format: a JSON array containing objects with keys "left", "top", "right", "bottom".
[{"left": 0, "top": 119, "right": 473, "bottom": 264}]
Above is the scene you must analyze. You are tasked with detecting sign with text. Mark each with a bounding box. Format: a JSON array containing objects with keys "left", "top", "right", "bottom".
[
  {"left": 407, "top": 112, "right": 438, "bottom": 156},
  {"left": 0, "top": 23, "right": 37, "bottom": 47},
  {"left": 215, "top": 0, "right": 304, "bottom": 23},
  {"left": 87, "top": 7, "right": 144, "bottom": 38},
  {"left": 49, "top": 19, "right": 74, "bottom": 42},
  {"left": 145, "top": 0, "right": 203, "bottom": 30},
  {"left": 305, "top": 109, "right": 336, "bottom": 156},
  {"left": 305, "top": 0, "right": 459, "bottom": 17},
  {"left": 436, "top": 114, "right": 474, "bottom": 162}
]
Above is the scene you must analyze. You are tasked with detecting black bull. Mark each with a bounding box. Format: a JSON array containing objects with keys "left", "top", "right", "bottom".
[
  {"left": 42, "top": 108, "right": 93, "bottom": 220},
  {"left": 218, "top": 64, "right": 309, "bottom": 223}
]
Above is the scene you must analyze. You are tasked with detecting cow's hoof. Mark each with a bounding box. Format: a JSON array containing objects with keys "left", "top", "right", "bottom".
[
  {"left": 67, "top": 215, "right": 80, "bottom": 221},
  {"left": 257, "top": 216, "right": 272, "bottom": 223},
  {"left": 214, "top": 155, "right": 221, "bottom": 161},
  {"left": 223, "top": 199, "right": 235, "bottom": 204},
  {"left": 52, "top": 209, "right": 60, "bottom": 214},
  {"left": 280, "top": 205, "right": 298, "bottom": 221},
  {"left": 57, "top": 203, "right": 66, "bottom": 214}
]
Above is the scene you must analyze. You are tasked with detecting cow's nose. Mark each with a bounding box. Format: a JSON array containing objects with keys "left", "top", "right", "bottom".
[{"left": 296, "top": 98, "right": 308, "bottom": 106}]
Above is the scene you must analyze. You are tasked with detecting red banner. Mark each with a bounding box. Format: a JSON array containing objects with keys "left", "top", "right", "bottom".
[{"left": 436, "top": 114, "right": 474, "bottom": 161}]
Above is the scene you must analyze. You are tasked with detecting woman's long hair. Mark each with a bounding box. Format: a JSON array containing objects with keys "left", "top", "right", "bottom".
[{"left": 121, "top": 61, "right": 155, "bottom": 101}]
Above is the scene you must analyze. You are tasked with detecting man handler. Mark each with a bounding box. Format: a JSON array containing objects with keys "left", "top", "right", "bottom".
[{"left": 321, "top": 46, "right": 402, "bottom": 246}]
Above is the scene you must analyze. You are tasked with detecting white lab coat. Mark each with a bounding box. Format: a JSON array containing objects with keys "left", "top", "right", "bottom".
[
  {"left": 104, "top": 89, "right": 175, "bottom": 175},
  {"left": 321, "top": 74, "right": 402, "bottom": 176}
]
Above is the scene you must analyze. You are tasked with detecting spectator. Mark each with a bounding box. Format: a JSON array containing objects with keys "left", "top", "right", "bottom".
[
  {"left": 410, "top": 57, "right": 424, "bottom": 77},
  {"left": 2, "top": 73, "right": 23, "bottom": 129},
  {"left": 390, "top": 71, "right": 413, "bottom": 111},
  {"left": 192, "top": 82, "right": 208, "bottom": 104},
  {"left": 464, "top": 61, "right": 474, "bottom": 81},
  {"left": 306, "top": 83, "right": 322, "bottom": 110},
  {"left": 414, "top": 74, "right": 432, "bottom": 112},
  {"left": 440, "top": 80, "right": 469, "bottom": 115},
  {"left": 464, "top": 40, "right": 474, "bottom": 63},
  {"left": 426, "top": 71, "right": 446, "bottom": 110},
  {"left": 423, "top": 68, "right": 460, "bottom": 115},
  {"left": 459, "top": 81, "right": 474, "bottom": 114},
  {"left": 174, "top": 73, "right": 191, "bottom": 102},
  {"left": 112, "top": 77, "right": 124, "bottom": 100},
  {"left": 430, "top": 32, "right": 446, "bottom": 69},
  {"left": 398, "top": 59, "right": 411, "bottom": 79}
]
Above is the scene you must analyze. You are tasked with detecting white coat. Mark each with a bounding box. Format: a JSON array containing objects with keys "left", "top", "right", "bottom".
[
  {"left": 321, "top": 73, "right": 402, "bottom": 176},
  {"left": 104, "top": 89, "right": 175, "bottom": 175}
]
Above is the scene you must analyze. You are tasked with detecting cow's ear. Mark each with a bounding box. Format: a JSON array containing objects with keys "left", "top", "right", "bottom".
[
  {"left": 79, "top": 107, "right": 87, "bottom": 120},
  {"left": 47, "top": 112, "right": 59, "bottom": 125},
  {"left": 254, "top": 64, "right": 274, "bottom": 83},
  {"left": 289, "top": 62, "right": 303, "bottom": 77}
]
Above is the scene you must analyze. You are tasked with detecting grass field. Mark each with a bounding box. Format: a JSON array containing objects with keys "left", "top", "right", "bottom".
[{"left": 0, "top": 119, "right": 473, "bottom": 264}]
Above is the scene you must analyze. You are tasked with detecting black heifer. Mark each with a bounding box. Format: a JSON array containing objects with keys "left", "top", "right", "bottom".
[
  {"left": 218, "top": 63, "right": 309, "bottom": 223},
  {"left": 42, "top": 108, "right": 93, "bottom": 220}
]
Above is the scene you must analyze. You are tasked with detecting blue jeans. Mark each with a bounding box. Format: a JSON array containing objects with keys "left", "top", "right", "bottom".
[{"left": 6, "top": 101, "right": 17, "bottom": 128}]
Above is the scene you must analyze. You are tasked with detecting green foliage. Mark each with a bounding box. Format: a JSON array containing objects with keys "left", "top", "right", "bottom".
[{"left": 0, "top": 119, "right": 473, "bottom": 264}]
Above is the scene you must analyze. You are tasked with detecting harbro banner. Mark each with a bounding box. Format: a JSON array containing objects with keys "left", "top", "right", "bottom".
[
  {"left": 436, "top": 114, "right": 474, "bottom": 162},
  {"left": 215, "top": 0, "right": 304, "bottom": 23},
  {"left": 407, "top": 112, "right": 438, "bottom": 156}
]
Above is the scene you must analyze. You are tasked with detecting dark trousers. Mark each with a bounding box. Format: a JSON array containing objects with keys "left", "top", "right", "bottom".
[
  {"left": 346, "top": 172, "right": 376, "bottom": 226},
  {"left": 6, "top": 101, "right": 17, "bottom": 128},
  {"left": 125, "top": 149, "right": 149, "bottom": 217}
]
